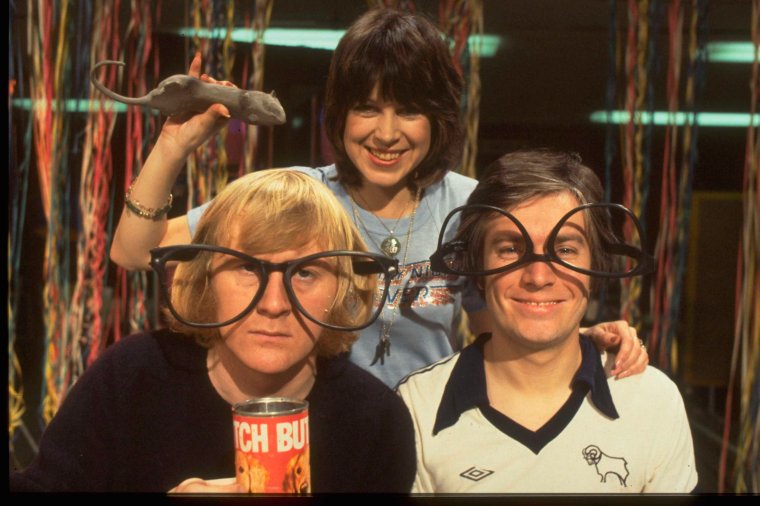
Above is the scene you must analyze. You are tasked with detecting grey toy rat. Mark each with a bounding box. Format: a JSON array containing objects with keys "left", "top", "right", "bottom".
[{"left": 90, "top": 60, "right": 286, "bottom": 125}]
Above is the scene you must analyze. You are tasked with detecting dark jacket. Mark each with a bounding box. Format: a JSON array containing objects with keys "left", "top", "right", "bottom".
[{"left": 10, "top": 329, "right": 415, "bottom": 493}]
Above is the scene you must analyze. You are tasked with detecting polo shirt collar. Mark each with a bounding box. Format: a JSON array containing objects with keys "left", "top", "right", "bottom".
[
  {"left": 575, "top": 334, "right": 619, "bottom": 419},
  {"left": 432, "top": 333, "right": 619, "bottom": 435}
]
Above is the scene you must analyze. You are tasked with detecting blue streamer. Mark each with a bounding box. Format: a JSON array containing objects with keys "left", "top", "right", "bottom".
[{"left": 667, "top": 0, "right": 709, "bottom": 361}]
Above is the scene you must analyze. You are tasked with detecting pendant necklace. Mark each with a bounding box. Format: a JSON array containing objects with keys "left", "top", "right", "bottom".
[
  {"left": 349, "top": 189, "right": 415, "bottom": 258},
  {"left": 348, "top": 187, "right": 422, "bottom": 365}
]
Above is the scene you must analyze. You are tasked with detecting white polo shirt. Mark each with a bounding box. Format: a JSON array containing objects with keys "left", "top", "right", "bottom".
[{"left": 395, "top": 334, "right": 698, "bottom": 493}]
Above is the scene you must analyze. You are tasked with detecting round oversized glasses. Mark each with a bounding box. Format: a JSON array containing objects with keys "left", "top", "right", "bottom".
[
  {"left": 430, "top": 203, "right": 655, "bottom": 278},
  {"left": 150, "top": 245, "right": 399, "bottom": 331}
]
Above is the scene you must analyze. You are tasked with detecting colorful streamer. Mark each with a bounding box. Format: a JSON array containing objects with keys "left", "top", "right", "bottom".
[
  {"left": 720, "top": 0, "right": 760, "bottom": 493},
  {"left": 9, "top": 0, "right": 34, "bottom": 454},
  {"left": 29, "top": 0, "right": 76, "bottom": 425},
  {"left": 621, "top": 0, "right": 707, "bottom": 375},
  {"left": 649, "top": 0, "right": 685, "bottom": 368},
  {"left": 243, "top": 0, "right": 274, "bottom": 173},
  {"left": 186, "top": 0, "right": 236, "bottom": 209},
  {"left": 71, "top": 0, "right": 119, "bottom": 379},
  {"left": 619, "top": 0, "right": 644, "bottom": 327},
  {"left": 438, "top": 0, "right": 482, "bottom": 180},
  {"left": 115, "top": 0, "right": 161, "bottom": 343}
]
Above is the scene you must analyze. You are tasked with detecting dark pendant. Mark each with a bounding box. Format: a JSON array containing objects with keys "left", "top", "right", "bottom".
[
  {"left": 380, "top": 235, "right": 401, "bottom": 257},
  {"left": 370, "top": 336, "right": 391, "bottom": 366}
]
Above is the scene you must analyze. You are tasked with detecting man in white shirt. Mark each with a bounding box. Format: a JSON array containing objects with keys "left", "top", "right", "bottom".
[{"left": 396, "top": 149, "right": 698, "bottom": 493}]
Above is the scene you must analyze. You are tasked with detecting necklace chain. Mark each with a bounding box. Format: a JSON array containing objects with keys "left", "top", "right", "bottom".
[
  {"left": 349, "top": 203, "right": 387, "bottom": 253},
  {"left": 348, "top": 186, "right": 422, "bottom": 366},
  {"left": 349, "top": 189, "right": 416, "bottom": 258},
  {"left": 353, "top": 189, "right": 412, "bottom": 235}
]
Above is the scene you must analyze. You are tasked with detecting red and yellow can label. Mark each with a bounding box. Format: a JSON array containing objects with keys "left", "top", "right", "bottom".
[{"left": 232, "top": 400, "right": 310, "bottom": 494}]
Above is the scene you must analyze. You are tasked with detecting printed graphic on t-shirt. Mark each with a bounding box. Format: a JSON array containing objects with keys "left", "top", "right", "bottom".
[
  {"left": 459, "top": 466, "right": 494, "bottom": 482},
  {"left": 374, "top": 260, "right": 463, "bottom": 309},
  {"left": 582, "top": 444, "right": 629, "bottom": 486}
]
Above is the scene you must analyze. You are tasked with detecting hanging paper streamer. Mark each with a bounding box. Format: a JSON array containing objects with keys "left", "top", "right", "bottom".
[
  {"left": 438, "top": 0, "right": 482, "bottom": 181},
  {"left": 8, "top": 2, "right": 35, "bottom": 456},
  {"left": 649, "top": 0, "right": 684, "bottom": 370},
  {"left": 649, "top": 0, "right": 707, "bottom": 373},
  {"left": 238, "top": 6, "right": 254, "bottom": 177},
  {"left": 434, "top": 0, "right": 483, "bottom": 346},
  {"left": 616, "top": 0, "right": 660, "bottom": 331},
  {"left": 11, "top": 0, "right": 91, "bottom": 451},
  {"left": 186, "top": 0, "right": 236, "bottom": 210},
  {"left": 28, "top": 0, "right": 78, "bottom": 426},
  {"left": 72, "top": 0, "right": 120, "bottom": 377},
  {"left": 210, "top": 0, "right": 233, "bottom": 189},
  {"left": 12, "top": 0, "right": 166, "bottom": 437},
  {"left": 720, "top": 0, "right": 760, "bottom": 493},
  {"left": 596, "top": 0, "right": 622, "bottom": 323},
  {"left": 243, "top": 0, "right": 274, "bottom": 173},
  {"left": 112, "top": 0, "right": 161, "bottom": 344},
  {"left": 607, "top": 0, "right": 706, "bottom": 373}
]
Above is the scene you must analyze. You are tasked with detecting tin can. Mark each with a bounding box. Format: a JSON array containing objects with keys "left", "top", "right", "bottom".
[{"left": 232, "top": 398, "right": 310, "bottom": 494}]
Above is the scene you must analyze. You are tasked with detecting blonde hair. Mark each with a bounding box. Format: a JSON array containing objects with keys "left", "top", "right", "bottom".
[{"left": 168, "top": 169, "right": 374, "bottom": 357}]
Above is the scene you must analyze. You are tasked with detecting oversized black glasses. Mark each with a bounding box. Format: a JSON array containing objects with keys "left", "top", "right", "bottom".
[
  {"left": 430, "top": 203, "right": 655, "bottom": 278},
  {"left": 150, "top": 245, "right": 399, "bottom": 331}
]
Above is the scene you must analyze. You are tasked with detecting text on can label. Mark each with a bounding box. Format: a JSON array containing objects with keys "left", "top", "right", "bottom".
[{"left": 234, "top": 417, "right": 309, "bottom": 453}]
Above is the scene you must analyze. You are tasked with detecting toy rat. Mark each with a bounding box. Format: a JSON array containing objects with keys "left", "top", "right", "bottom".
[{"left": 90, "top": 60, "right": 286, "bottom": 125}]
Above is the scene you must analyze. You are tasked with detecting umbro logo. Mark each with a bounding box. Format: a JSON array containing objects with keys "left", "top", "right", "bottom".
[{"left": 459, "top": 466, "right": 494, "bottom": 482}]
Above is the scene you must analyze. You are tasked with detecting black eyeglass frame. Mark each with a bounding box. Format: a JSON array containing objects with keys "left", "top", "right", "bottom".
[
  {"left": 150, "top": 244, "right": 399, "bottom": 331},
  {"left": 430, "top": 203, "right": 655, "bottom": 278}
]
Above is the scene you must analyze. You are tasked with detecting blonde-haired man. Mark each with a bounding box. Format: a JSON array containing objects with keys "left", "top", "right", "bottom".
[{"left": 11, "top": 170, "right": 415, "bottom": 493}]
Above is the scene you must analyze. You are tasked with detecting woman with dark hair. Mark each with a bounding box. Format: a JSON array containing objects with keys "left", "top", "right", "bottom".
[{"left": 109, "top": 8, "right": 647, "bottom": 389}]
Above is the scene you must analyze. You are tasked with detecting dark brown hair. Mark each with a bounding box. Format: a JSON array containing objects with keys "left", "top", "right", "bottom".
[
  {"left": 324, "top": 8, "right": 464, "bottom": 190},
  {"left": 462, "top": 149, "right": 612, "bottom": 290}
]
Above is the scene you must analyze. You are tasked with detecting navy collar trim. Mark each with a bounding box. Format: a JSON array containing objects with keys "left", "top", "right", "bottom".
[
  {"left": 575, "top": 333, "right": 619, "bottom": 420},
  {"left": 432, "top": 333, "right": 619, "bottom": 438},
  {"left": 432, "top": 333, "right": 490, "bottom": 435}
]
